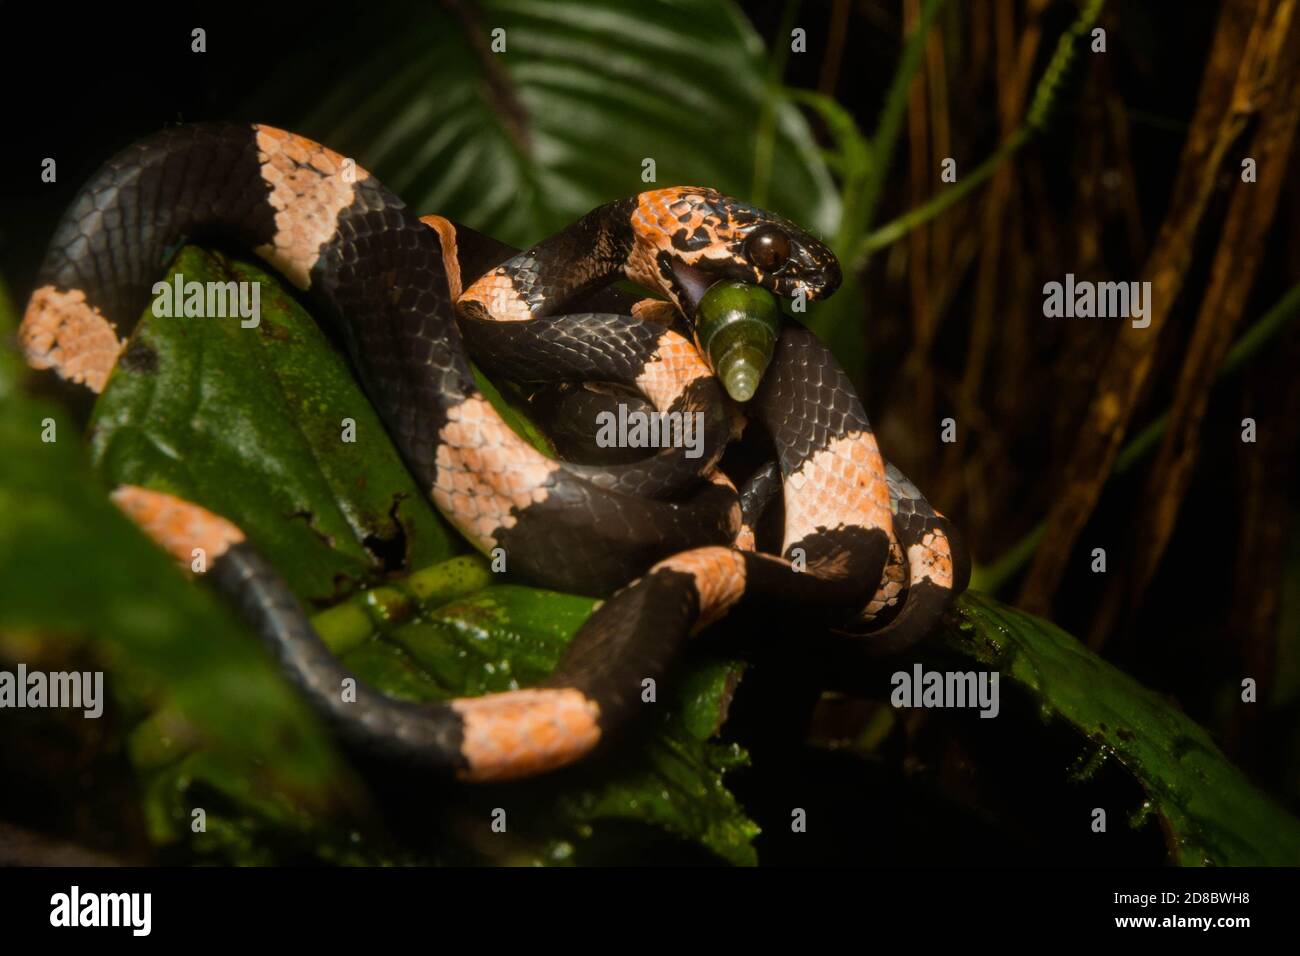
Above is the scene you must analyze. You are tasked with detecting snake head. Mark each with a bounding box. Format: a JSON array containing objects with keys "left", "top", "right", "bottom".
[{"left": 629, "top": 187, "right": 842, "bottom": 320}]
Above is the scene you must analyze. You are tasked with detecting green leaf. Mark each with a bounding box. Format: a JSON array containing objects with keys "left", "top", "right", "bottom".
[
  {"left": 552, "top": 657, "right": 758, "bottom": 865},
  {"left": 319, "top": 560, "right": 759, "bottom": 865},
  {"left": 945, "top": 591, "right": 1300, "bottom": 865},
  {"left": 0, "top": 283, "right": 357, "bottom": 847},
  {"left": 471, "top": 365, "right": 555, "bottom": 457},
  {"left": 89, "top": 247, "right": 460, "bottom": 606},
  {"left": 273, "top": 0, "right": 839, "bottom": 247}
]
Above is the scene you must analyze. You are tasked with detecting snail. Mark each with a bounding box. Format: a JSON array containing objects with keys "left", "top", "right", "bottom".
[{"left": 692, "top": 280, "right": 782, "bottom": 402}]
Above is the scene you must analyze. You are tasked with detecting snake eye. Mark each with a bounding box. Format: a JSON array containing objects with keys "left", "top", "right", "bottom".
[{"left": 744, "top": 226, "right": 790, "bottom": 272}]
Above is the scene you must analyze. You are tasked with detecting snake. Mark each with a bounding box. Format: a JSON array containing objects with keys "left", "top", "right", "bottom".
[{"left": 18, "top": 122, "right": 969, "bottom": 782}]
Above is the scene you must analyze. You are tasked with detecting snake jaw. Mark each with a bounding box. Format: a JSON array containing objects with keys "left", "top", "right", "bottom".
[{"left": 668, "top": 258, "right": 716, "bottom": 319}]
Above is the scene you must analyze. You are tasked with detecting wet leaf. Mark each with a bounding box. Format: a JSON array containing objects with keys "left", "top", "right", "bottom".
[
  {"left": 81, "top": 248, "right": 756, "bottom": 864},
  {"left": 944, "top": 591, "right": 1300, "bottom": 865},
  {"left": 0, "top": 278, "right": 357, "bottom": 843},
  {"left": 89, "top": 247, "right": 460, "bottom": 606},
  {"left": 324, "top": 561, "right": 759, "bottom": 864}
]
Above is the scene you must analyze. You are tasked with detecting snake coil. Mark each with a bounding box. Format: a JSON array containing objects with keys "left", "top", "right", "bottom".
[{"left": 20, "top": 123, "right": 968, "bottom": 780}]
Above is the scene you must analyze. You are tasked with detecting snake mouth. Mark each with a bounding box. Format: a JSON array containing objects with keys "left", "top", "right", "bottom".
[{"left": 670, "top": 259, "right": 716, "bottom": 319}]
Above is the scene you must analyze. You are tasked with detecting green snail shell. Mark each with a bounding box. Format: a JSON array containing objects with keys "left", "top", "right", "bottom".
[{"left": 694, "top": 280, "right": 781, "bottom": 402}]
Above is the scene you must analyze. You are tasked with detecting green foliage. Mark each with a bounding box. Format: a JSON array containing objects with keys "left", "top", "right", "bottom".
[
  {"left": 322, "top": 565, "right": 758, "bottom": 864},
  {"left": 86, "top": 249, "right": 759, "bottom": 865},
  {"left": 89, "top": 248, "right": 459, "bottom": 605},
  {"left": 946, "top": 592, "right": 1300, "bottom": 865},
  {"left": 0, "top": 276, "right": 360, "bottom": 847},
  {"left": 283, "top": 0, "right": 840, "bottom": 247}
]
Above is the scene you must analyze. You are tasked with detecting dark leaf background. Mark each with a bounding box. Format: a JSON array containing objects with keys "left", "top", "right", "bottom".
[{"left": 0, "top": 0, "right": 1298, "bottom": 865}]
